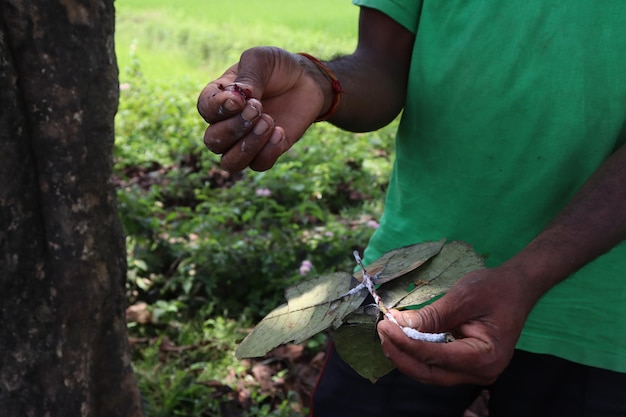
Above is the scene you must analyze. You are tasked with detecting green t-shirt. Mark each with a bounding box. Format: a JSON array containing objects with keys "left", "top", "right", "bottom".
[{"left": 353, "top": 0, "right": 626, "bottom": 373}]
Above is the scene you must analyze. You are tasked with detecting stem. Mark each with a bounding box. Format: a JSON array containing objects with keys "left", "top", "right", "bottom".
[{"left": 352, "top": 251, "right": 454, "bottom": 343}]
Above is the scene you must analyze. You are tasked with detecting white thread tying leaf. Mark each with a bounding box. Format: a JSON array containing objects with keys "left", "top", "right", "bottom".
[{"left": 352, "top": 250, "right": 454, "bottom": 343}]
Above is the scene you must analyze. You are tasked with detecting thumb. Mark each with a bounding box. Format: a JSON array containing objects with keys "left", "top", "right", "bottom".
[
  {"left": 234, "top": 46, "right": 298, "bottom": 100},
  {"left": 394, "top": 297, "right": 459, "bottom": 334}
]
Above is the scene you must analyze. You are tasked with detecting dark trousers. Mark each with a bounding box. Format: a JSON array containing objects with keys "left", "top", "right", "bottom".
[{"left": 311, "top": 345, "right": 626, "bottom": 417}]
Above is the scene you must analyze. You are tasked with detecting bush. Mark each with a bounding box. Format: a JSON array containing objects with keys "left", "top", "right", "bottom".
[
  {"left": 115, "top": 4, "right": 395, "bottom": 414},
  {"left": 115, "top": 65, "right": 396, "bottom": 322}
]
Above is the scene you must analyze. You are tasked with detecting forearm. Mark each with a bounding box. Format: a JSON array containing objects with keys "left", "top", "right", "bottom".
[
  {"left": 325, "top": 52, "right": 410, "bottom": 131},
  {"left": 301, "top": 7, "right": 415, "bottom": 132},
  {"left": 504, "top": 143, "right": 626, "bottom": 301}
]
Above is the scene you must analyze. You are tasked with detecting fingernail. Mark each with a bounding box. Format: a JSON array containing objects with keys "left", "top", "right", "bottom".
[
  {"left": 223, "top": 98, "right": 239, "bottom": 112},
  {"left": 405, "top": 312, "right": 422, "bottom": 329},
  {"left": 242, "top": 103, "right": 259, "bottom": 122},
  {"left": 269, "top": 129, "right": 283, "bottom": 144},
  {"left": 379, "top": 332, "right": 385, "bottom": 345},
  {"left": 253, "top": 118, "right": 269, "bottom": 135}
]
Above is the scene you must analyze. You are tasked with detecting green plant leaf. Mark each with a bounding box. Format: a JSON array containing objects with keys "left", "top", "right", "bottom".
[
  {"left": 235, "top": 272, "right": 366, "bottom": 359},
  {"left": 353, "top": 239, "right": 446, "bottom": 285},
  {"left": 333, "top": 305, "right": 395, "bottom": 383}
]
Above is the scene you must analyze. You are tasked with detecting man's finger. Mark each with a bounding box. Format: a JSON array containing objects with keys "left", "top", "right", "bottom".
[
  {"left": 203, "top": 99, "right": 264, "bottom": 154},
  {"left": 249, "top": 127, "right": 286, "bottom": 172},
  {"left": 218, "top": 114, "right": 276, "bottom": 173},
  {"left": 197, "top": 66, "right": 246, "bottom": 123},
  {"left": 379, "top": 326, "right": 492, "bottom": 386},
  {"left": 378, "top": 319, "right": 501, "bottom": 385},
  {"left": 232, "top": 46, "right": 291, "bottom": 99}
]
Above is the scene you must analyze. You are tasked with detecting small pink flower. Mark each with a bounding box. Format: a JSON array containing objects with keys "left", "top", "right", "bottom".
[
  {"left": 119, "top": 82, "right": 131, "bottom": 91},
  {"left": 367, "top": 220, "right": 379, "bottom": 229},
  {"left": 299, "top": 260, "right": 313, "bottom": 276},
  {"left": 255, "top": 187, "right": 271, "bottom": 197}
]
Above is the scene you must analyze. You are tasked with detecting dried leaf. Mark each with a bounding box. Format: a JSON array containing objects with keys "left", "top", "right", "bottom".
[
  {"left": 380, "top": 241, "right": 485, "bottom": 309},
  {"left": 236, "top": 272, "right": 366, "bottom": 359},
  {"left": 353, "top": 239, "right": 446, "bottom": 285},
  {"left": 235, "top": 239, "right": 484, "bottom": 381},
  {"left": 333, "top": 305, "right": 395, "bottom": 383},
  {"left": 335, "top": 241, "right": 484, "bottom": 381}
]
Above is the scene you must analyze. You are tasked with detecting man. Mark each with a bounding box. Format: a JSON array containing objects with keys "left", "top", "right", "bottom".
[{"left": 198, "top": 1, "right": 626, "bottom": 416}]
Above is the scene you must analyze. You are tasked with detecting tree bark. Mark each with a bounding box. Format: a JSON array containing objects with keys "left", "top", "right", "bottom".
[{"left": 0, "top": 1, "right": 143, "bottom": 416}]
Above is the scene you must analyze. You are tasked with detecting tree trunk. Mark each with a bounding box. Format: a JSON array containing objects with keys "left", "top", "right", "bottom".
[{"left": 0, "top": 1, "right": 143, "bottom": 416}]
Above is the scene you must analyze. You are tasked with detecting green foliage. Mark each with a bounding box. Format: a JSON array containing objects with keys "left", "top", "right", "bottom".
[
  {"left": 116, "top": 59, "right": 393, "bottom": 416},
  {"left": 132, "top": 311, "right": 300, "bottom": 416},
  {"left": 130, "top": 306, "right": 320, "bottom": 416},
  {"left": 114, "top": 1, "right": 397, "bottom": 413},
  {"left": 115, "top": 60, "right": 395, "bottom": 321}
]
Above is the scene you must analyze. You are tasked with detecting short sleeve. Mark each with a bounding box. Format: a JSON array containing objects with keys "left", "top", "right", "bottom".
[{"left": 352, "top": 0, "right": 421, "bottom": 34}]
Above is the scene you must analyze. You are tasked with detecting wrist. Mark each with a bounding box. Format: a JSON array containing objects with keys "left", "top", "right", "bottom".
[
  {"left": 499, "top": 236, "right": 578, "bottom": 304},
  {"left": 296, "top": 53, "right": 343, "bottom": 121}
]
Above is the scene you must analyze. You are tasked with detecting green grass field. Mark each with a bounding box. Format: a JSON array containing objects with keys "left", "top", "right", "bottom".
[{"left": 115, "top": 0, "right": 359, "bottom": 84}]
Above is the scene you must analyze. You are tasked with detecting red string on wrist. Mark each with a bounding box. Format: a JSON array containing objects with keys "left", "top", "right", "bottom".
[{"left": 297, "top": 52, "right": 343, "bottom": 122}]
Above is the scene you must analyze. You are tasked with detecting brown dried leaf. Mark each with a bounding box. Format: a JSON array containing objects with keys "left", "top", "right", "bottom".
[
  {"left": 236, "top": 272, "right": 366, "bottom": 359},
  {"left": 333, "top": 305, "right": 394, "bottom": 383},
  {"left": 380, "top": 241, "right": 485, "bottom": 309},
  {"left": 335, "top": 241, "right": 484, "bottom": 381},
  {"left": 353, "top": 239, "right": 446, "bottom": 285}
]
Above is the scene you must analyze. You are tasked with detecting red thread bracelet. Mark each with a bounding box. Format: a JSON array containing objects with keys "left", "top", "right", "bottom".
[{"left": 297, "top": 52, "right": 343, "bottom": 122}]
